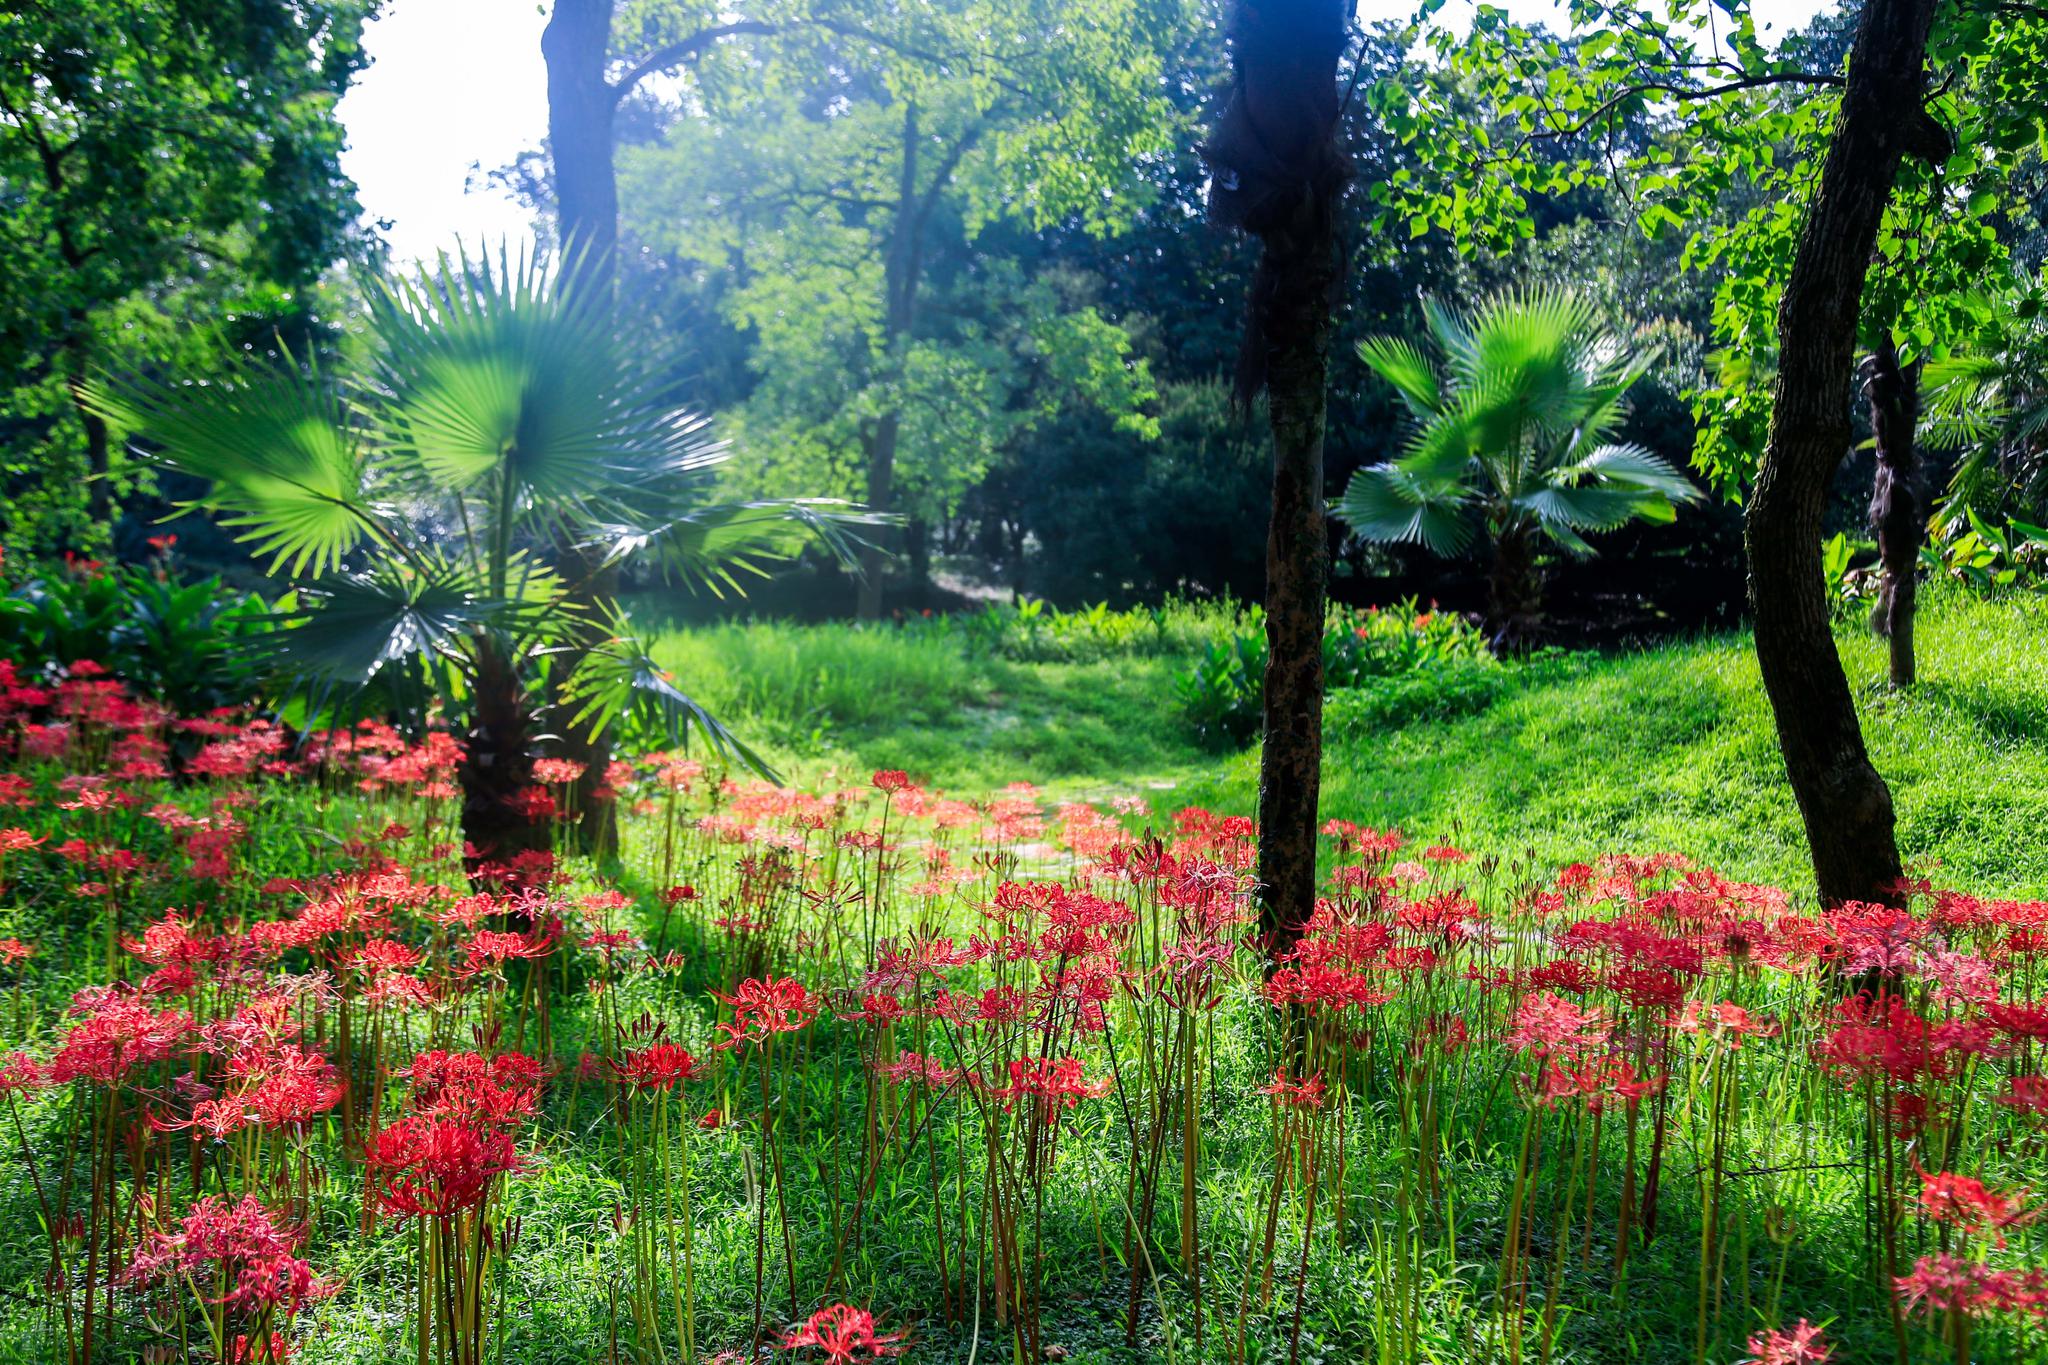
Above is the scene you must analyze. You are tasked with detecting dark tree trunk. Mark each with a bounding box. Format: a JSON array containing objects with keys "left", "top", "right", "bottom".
[
  {"left": 1744, "top": 0, "right": 1948, "bottom": 907},
  {"left": 543, "top": 0, "right": 622, "bottom": 851},
  {"left": 461, "top": 637, "right": 550, "bottom": 883},
  {"left": 1861, "top": 333, "right": 1924, "bottom": 688},
  {"left": 1206, "top": 0, "right": 1351, "bottom": 957},
  {"left": 542, "top": 0, "right": 619, "bottom": 295},
  {"left": 856, "top": 104, "right": 931, "bottom": 621},
  {"left": 1486, "top": 517, "right": 1543, "bottom": 656}
]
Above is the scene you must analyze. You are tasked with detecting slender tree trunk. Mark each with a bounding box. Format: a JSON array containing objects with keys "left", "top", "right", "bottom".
[
  {"left": 856, "top": 104, "right": 928, "bottom": 621},
  {"left": 1205, "top": 0, "right": 1351, "bottom": 956},
  {"left": 1744, "top": 0, "right": 1948, "bottom": 906},
  {"left": 543, "top": 0, "right": 622, "bottom": 850},
  {"left": 1862, "top": 333, "right": 1924, "bottom": 688},
  {"left": 543, "top": 0, "right": 619, "bottom": 295},
  {"left": 67, "top": 342, "right": 112, "bottom": 524}
]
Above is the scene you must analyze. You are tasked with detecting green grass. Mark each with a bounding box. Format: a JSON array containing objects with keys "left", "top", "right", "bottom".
[
  {"left": 645, "top": 619, "right": 1214, "bottom": 798},
  {"left": 648, "top": 588, "right": 2048, "bottom": 897}
]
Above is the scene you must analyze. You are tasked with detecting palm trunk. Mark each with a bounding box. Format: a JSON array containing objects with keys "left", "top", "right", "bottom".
[
  {"left": 461, "top": 637, "right": 549, "bottom": 883},
  {"left": 1862, "top": 334, "right": 1924, "bottom": 688},
  {"left": 1206, "top": 0, "right": 1351, "bottom": 958},
  {"left": 1486, "top": 518, "right": 1543, "bottom": 656},
  {"left": 1744, "top": 0, "right": 1947, "bottom": 906}
]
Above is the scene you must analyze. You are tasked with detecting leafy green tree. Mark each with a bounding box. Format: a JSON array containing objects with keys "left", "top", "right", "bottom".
[
  {"left": 1372, "top": 0, "right": 2048, "bottom": 907},
  {"left": 615, "top": 0, "right": 1183, "bottom": 616},
  {"left": 0, "top": 0, "right": 376, "bottom": 536},
  {"left": 1335, "top": 290, "right": 1700, "bottom": 650},
  {"left": 87, "top": 251, "right": 869, "bottom": 869}
]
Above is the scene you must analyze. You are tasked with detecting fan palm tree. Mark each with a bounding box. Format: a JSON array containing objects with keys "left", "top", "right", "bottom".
[
  {"left": 1334, "top": 289, "right": 1700, "bottom": 651},
  {"left": 87, "top": 247, "right": 876, "bottom": 873},
  {"left": 1921, "top": 289, "right": 2048, "bottom": 532}
]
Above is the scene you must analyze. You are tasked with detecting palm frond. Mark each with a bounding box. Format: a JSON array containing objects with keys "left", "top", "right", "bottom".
[
  {"left": 1333, "top": 464, "right": 1476, "bottom": 557},
  {"left": 560, "top": 629, "right": 776, "bottom": 780},
  {"left": 1552, "top": 443, "right": 1701, "bottom": 503},
  {"left": 82, "top": 354, "right": 380, "bottom": 579},
  {"left": 1357, "top": 336, "right": 1440, "bottom": 419},
  {"left": 588, "top": 499, "right": 891, "bottom": 594}
]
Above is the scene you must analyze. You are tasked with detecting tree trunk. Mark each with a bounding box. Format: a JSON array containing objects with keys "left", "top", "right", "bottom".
[
  {"left": 1486, "top": 517, "right": 1543, "bottom": 656},
  {"left": 1744, "top": 0, "right": 1948, "bottom": 907},
  {"left": 1205, "top": 0, "right": 1351, "bottom": 957},
  {"left": 542, "top": 0, "right": 619, "bottom": 295},
  {"left": 461, "top": 637, "right": 550, "bottom": 884},
  {"left": 856, "top": 104, "right": 930, "bottom": 621},
  {"left": 68, "top": 344, "right": 112, "bottom": 524},
  {"left": 543, "top": 0, "right": 622, "bottom": 851},
  {"left": 1862, "top": 333, "right": 1923, "bottom": 688}
]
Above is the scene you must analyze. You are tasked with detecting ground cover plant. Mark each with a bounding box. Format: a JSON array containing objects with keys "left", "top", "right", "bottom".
[{"left": 0, "top": 624, "right": 2045, "bottom": 1364}]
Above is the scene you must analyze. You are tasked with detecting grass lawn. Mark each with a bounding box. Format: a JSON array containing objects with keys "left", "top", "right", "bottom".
[{"left": 647, "top": 587, "right": 2048, "bottom": 898}]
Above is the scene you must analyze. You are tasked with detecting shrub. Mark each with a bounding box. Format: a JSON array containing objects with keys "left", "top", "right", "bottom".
[
  {"left": 0, "top": 555, "right": 272, "bottom": 714},
  {"left": 1176, "top": 599, "right": 1490, "bottom": 748}
]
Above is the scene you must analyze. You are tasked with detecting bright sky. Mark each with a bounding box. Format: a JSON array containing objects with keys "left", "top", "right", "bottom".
[{"left": 338, "top": 0, "right": 1840, "bottom": 265}]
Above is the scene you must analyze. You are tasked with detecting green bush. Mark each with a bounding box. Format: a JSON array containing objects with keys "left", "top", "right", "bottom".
[
  {"left": 1176, "top": 599, "right": 1491, "bottom": 748},
  {"left": 896, "top": 594, "right": 1239, "bottom": 663},
  {"left": 0, "top": 557, "right": 273, "bottom": 713}
]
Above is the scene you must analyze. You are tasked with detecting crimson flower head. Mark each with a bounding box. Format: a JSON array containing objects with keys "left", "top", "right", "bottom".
[
  {"left": 778, "top": 1303, "right": 907, "bottom": 1361},
  {"left": 713, "top": 976, "right": 819, "bottom": 1051},
  {"left": 1915, "top": 1165, "right": 2035, "bottom": 1245},
  {"left": 1740, "top": 1318, "right": 1831, "bottom": 1364},
  {"left": 125, "top": 1194, "right": 334, "bottom": 1319},
  {"left": 612, "top": 1042, "right": 699, "bottom": 1092},
  {"left": 1259, "top": 1067, "right": 1327, "bottom": 1110},
  {"left": 366, "top": 1116, "right": 522, "bottom": 1220},
  {"left": 1505, "top": 990, "right": 1611, "bottom": 1061},
  {"left": 870, "top": 770, "right": 912, "bottom": 794}
]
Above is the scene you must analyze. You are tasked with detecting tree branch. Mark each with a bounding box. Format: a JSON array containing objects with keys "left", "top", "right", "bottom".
[{"left": 608, "top": 21, "right": 781, "bottom": 107}]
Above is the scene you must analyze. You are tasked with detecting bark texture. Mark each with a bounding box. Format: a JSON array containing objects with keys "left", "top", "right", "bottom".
[
  {"left": 1206, "top": 0, "right": 1351, "bottom": 955},
  {"left": 1745, "top": 0, "right": 1948, "bottom": 907},
  {"left": 1861, "top": 333, "right": 1924, "bottom": 688},
  {"left": 461, "top": 637, "right": 550, "bottom": 883}
]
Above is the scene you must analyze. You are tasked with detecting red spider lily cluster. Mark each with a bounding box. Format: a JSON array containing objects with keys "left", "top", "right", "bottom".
[{"left": 0, "top": 665, "right": 2044, "bottom": 1364}]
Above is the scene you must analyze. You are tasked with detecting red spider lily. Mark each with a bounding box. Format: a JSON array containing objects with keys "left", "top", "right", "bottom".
[
  {"left": 1986, "top": 998, "right": 2048, "bottom": 1043},
  {"left": 531, "top": 758, "right": 588, "bottom": 785},
  {"left": 228, "top": 1332, "right": 295, "bottom": 1364},
  {"left": 838, "top": 992, "right": 906, "bottom": 1027},
  {"left": 0, "top": 1051, "right": 45, "bottom": 1095},
  {"left": 1895, "top": 1253, "right": 2048, "bottom": 1319},
  {"left": 401, "top": 1051, "right": 542, "bottom": 1127},
  {"left": 1671, "top": 999, "right": 1780, "bottom": 1047},
  {"left": 712, "top": 976, "right": 819, "bottom": 1051},
  {"left": 50, "top": 997, "right": 194, "bottom": 1085},
  {"left": 870, "top": 770, "right": 912, "bottom": 794},
  {"left": 1505, "top": 990, "right": 1611, "bottom": 1060},
  {"left": 461, "top": 921, "right": 561, "bottom": 975},
  {"left": 1915, "top": 1165, "right": 2036, "bottom": 1245},
  {"left": 343, "top": 938, "right": 423, "bottom": 977},
  {"left": 1259, "top": 1068, "right": 1327, "bottom": 1110},
  {"left": 365, "top": 1116, "right": 523, "bottom": 1219},
  {"left": 611, "top": 1042, "right": 699, "bottom": 1092},
  {"left": 1739, "top": 1318, "right": 1832, "bottom": 1364},
  {"left": 1998, "top": 1075, "right": 2048, "bottom": 1122},
  {"left": 875, "top": 1051, "right": 959, "bottom": 1088},
  {"left": 986, "top": 1056, "right": 1107, "bottom": 1111},
  {"left": 125, "top": 1195, "right": 334, "bottom": 1317},
  {"left": 0, "top": 937, "right": 34, "bottom": 965},
  {"left": 778, "top": 1302, "right": 907, "bottom": 1360}
]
